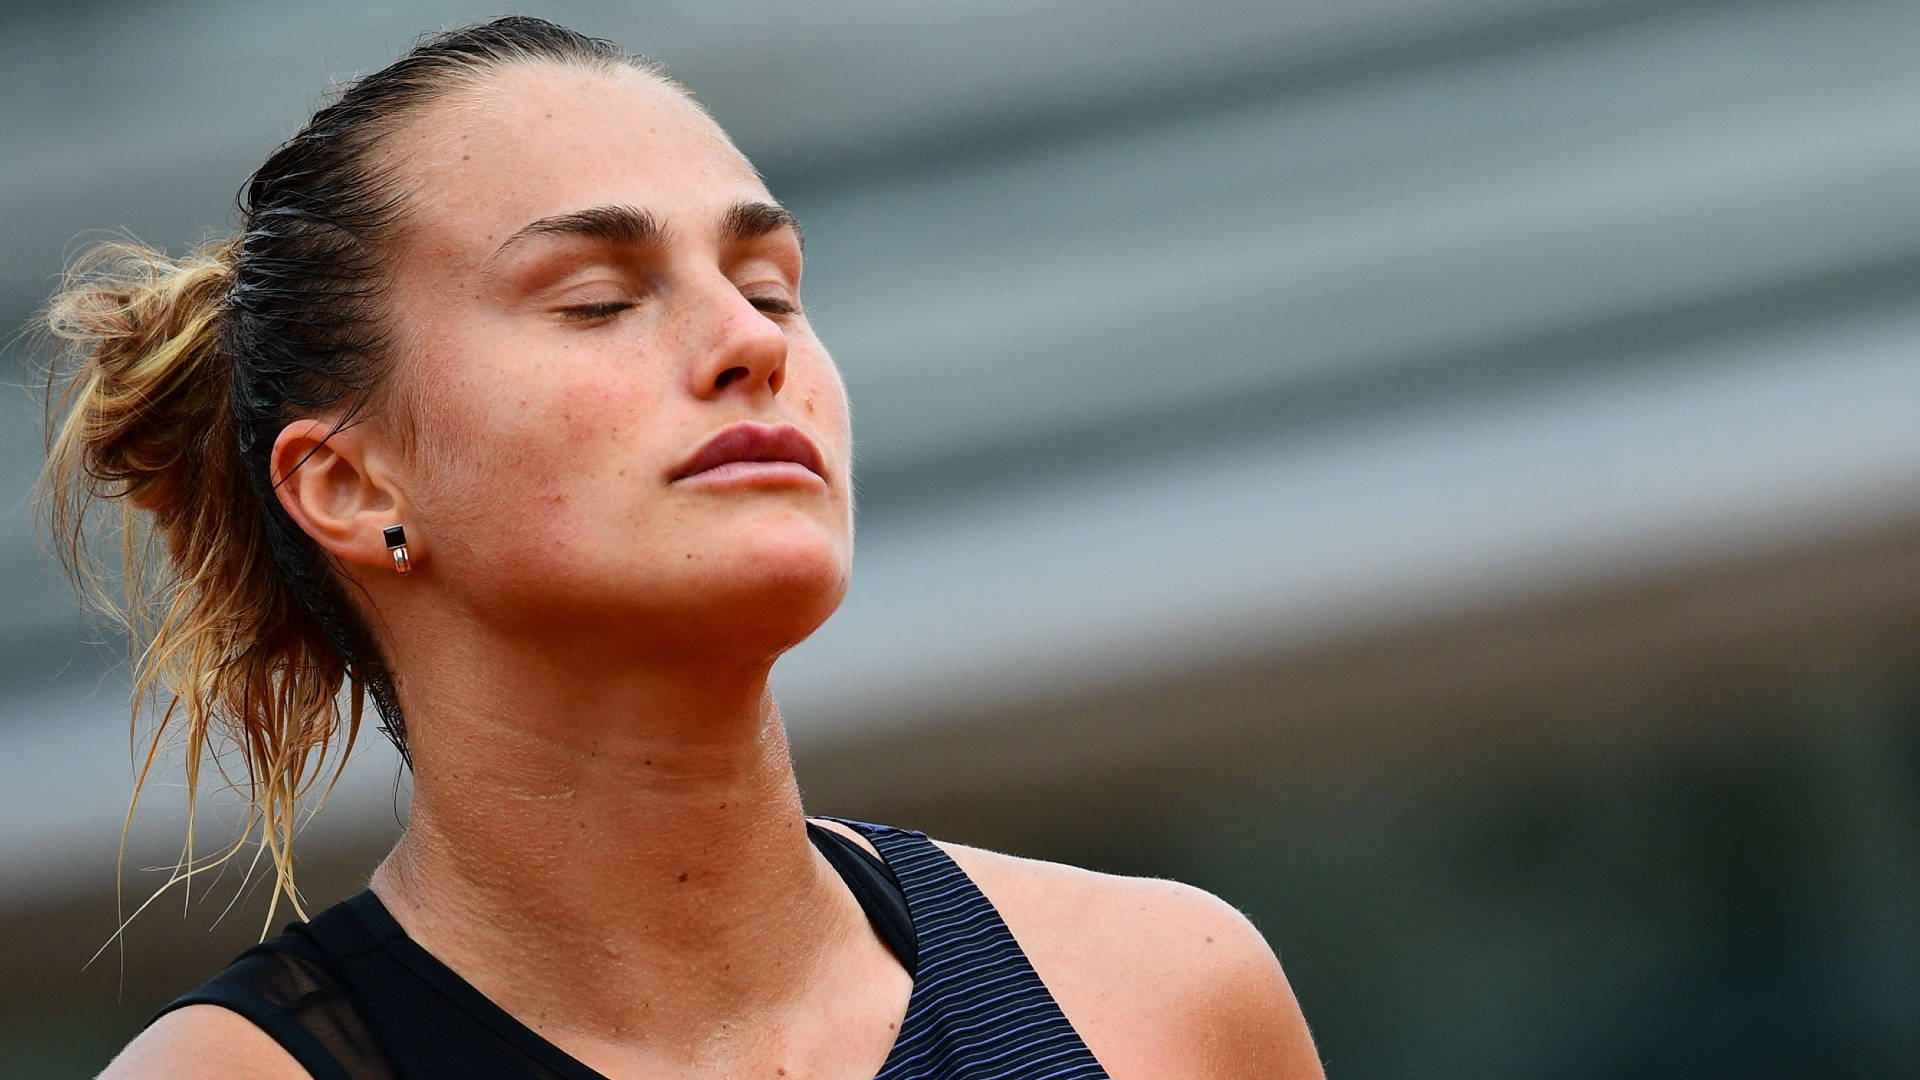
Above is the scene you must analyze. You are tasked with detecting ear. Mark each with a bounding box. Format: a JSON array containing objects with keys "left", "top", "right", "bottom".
[{"left": 270, "top": 418, "right": 409, "bottom": 573}]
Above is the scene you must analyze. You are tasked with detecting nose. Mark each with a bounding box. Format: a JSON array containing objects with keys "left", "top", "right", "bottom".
[{"left": 686, "top": 280, "right": 788, "bottom": 400}]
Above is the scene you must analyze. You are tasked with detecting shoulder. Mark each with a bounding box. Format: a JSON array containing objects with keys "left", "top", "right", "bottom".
[
  {"left": 98, "top": 1004, "right": 311, "bottom": 1079},
  {"left": 936, "top": 838, "right": 1325, "bottom": 1080}
]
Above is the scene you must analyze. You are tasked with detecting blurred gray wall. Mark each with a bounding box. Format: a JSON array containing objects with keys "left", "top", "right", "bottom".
[{"left": 3, "top": 2, "right": 1918, "bottom": 1076}]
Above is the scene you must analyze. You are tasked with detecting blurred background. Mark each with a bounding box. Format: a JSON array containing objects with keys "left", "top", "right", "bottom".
[{"left": 3, "top": 1, "right": 1918, "bottom": 1076}]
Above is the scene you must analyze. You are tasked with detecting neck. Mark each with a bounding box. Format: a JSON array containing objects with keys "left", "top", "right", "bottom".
[{"left": 368, "top": 627, "right": 859, "bottom": 1054}]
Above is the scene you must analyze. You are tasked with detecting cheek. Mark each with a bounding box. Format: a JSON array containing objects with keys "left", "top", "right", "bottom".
[
  {"left": 790, "top": 350, "right": 853, "bottom": 457},
  {"left": 406, "top": 355, "right": 651, "bottom": 566},
  {"left": 436, "top": 336, "right": 649, "bottom": 469}
]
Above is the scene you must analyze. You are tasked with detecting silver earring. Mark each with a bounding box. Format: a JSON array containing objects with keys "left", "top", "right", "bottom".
[{"left": 383, "top": 524, "right": 412, "bottom": 576}]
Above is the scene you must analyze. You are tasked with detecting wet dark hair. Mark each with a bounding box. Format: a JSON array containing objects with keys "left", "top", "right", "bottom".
[{"left": 41, "top": 16, "right": 674, "bottom": 925}]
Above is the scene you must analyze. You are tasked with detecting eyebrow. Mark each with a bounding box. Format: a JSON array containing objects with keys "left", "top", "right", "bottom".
[
  {"left": 487, "top": 199, "right": 803, "bottom": 264},
  {"left": 719, "top": 200, "right": 805, "bottom": 252}
]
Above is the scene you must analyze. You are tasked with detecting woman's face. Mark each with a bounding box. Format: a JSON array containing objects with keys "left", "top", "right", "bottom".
[{"left": 377, "top": 63, "right": 853, "bottom": 661}]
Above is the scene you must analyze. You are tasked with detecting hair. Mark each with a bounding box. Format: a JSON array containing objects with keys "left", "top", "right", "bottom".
[{"left": 38, "top": 17, "right": 674, "bottom": 933}]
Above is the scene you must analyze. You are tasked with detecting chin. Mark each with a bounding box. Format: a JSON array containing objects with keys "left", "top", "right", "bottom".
[
  {"left": 675, "top": 519, "right": 852, "bottom": 656},
  {"left": 720, "top": 545, "right": 849, "bottom": 635}
]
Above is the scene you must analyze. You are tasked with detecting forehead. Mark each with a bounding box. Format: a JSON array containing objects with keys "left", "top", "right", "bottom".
[{"left": 392, "top": 62, "right": 766, "bottom": 263}]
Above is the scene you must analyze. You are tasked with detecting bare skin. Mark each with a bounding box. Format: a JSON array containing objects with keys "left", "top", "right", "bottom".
[{"left": 100, "top": 62, "right": 1321, "bottom": 1080}]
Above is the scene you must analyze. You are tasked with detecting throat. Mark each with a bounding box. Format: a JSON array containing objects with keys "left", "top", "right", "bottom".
[{"left": 369, "top": 729, "right": 861, "bottom": 1043}]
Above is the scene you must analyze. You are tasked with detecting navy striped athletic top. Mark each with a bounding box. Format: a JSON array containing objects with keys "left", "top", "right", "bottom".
[{"left": 154, "top": 819, "right": 1110, "bottom": 1079}]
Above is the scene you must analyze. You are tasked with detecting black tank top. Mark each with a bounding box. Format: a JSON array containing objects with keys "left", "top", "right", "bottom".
[{"left": 154, "top": 819, "right": 1109, "bottom": 1078}]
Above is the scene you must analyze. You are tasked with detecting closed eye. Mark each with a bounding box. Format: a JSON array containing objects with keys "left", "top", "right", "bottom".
[
  {"left": 557, "top": 300, "right": 634, "bottom": 322},
  {"left": 557, "top": 297, "right": 798, "bottom": 322},
  {"left": 750, "top": 297, "right": 802, "bottom": 316}
]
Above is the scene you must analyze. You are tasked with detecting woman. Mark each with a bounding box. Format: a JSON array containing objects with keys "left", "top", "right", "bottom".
[{"left": 46, "top": 17, "right": 1320, "bottom": 1079}]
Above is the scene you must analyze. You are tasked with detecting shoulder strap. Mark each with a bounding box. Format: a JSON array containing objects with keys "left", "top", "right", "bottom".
[
  {"left": 151, "top": 932, "right": 380, "bottom": 1080},
  {"left": 315, "top": 893, "right": 595, "bottom": 1079},
  {"left": 806, "top": 820, "right": 918, "bottom": 975},
  {"left": 826, "top": 819, "right": 1112, "bottom": 1079}
]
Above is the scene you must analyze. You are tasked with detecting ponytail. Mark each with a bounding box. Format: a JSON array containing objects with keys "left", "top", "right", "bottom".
[{"left": 42, "top": 237, "right": 362, "bottom": 934}]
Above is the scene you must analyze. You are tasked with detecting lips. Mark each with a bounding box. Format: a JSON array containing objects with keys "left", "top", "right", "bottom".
[{"left": 670, "top": 422, "right": 827, "bottom": 483}]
